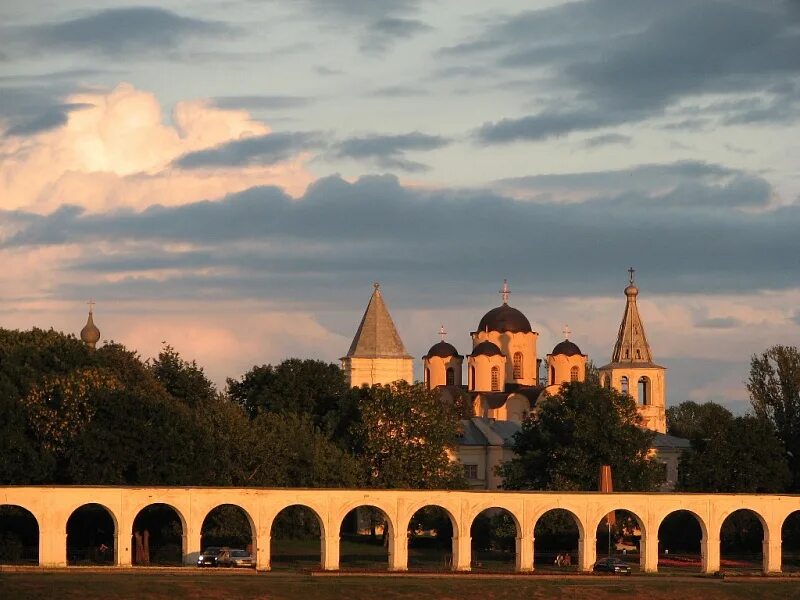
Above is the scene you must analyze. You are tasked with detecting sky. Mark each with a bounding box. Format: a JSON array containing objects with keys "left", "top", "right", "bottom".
[{"left": 1, "top": 0, "right": 799, "bottom": 413}]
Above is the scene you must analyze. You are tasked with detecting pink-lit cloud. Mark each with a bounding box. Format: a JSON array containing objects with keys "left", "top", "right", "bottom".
[{"left": 0, "top": 83, "right": 315, "bottom": 213}]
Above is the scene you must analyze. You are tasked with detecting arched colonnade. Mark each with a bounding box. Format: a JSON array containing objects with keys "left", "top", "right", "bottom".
[{"left": 1, "top": 486, "right": 798, "bottom": 573}]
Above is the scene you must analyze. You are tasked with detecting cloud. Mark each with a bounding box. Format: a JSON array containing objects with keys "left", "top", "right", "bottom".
[
  {"left": 20, "top": 7, "right": 232, "bottom": 58},
  {"left": 360, "top": 17, "right": 431, "bottom": 54},
  {"left": 335, "top": 132, "right": 449, "bottom": 171},
  {"left": 494, "top": 160, "right": 752, "bottom": 203},
  {"left": 459, "top": 1, "right": 800, "bottom": 142},
  {"left": 5, "top": 102, "right": 93, "bottom": 136},
  {"left": 2, "top": 164, "right": 796, "bottom": 305},
  {"left": 174, "top": 132, "right": 324, "bottom": 169},
  {"left": 369, "top": 85, "right": 429, "bottom": 98},
  {"left": 292, "top": 0, "right": 428, "bottom": 54},
  {"left": 212, "top": 95, "right": 314, "bottom": 111},
  {"left": 694, "top": 316, "right": 743, "bottom": 329},
  {"left": 583, "top": 133, "right": 632, "bottom": 148},
  {"left": 0, "top": 83, "right": 315, "bottom": 213}
]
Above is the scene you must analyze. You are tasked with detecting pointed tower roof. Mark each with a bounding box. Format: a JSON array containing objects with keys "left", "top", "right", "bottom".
[
  {"left": 609, "top": 268, "right": 655, "bottom": 364},
  {"left": 345, "top": 283, "right": 412, "bottom": 359}
]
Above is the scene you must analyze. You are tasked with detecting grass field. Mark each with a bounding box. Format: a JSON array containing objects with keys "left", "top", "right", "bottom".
[{"left": 2, "top": 571, "right": 800, "bottom": 600}]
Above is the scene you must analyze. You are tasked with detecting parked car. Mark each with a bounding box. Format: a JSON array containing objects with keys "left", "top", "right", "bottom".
[
  {"left": 592, "top": 557, "right": 632, "bottom": 575},
  {"left": 197, "top": 546, "right": 222, "bottom": 567},
  {"left": 216, "top": 548, "right": 255, "bottom": 568}
]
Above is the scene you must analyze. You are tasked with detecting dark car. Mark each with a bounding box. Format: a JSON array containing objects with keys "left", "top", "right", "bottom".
[
  {"left": 592, "top": 557, "right": 632, "bottom": 575},
  {"left": 216, "top": 548, "right": 255, "bottom": 568},
  {"left": 197, "top": 546, "right": 222, "bottom": 567}
]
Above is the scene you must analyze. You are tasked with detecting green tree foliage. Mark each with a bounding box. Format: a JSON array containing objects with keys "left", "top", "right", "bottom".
[
  {"left": 227, "top": 358, "right": 348, "bottom": 427},
  {"left": 499, "top": 382, "right": 664, "bottom": 491},
  {"left": 349, "top": 381, "right": 467, "bottom": 489},
  {"left": 148, "top": 344, "right": 218, "bottom": 406},
  {"left": 747, "top": 345, "right": 800, "bottom": 490},
  {"left": 676, "top": 412, "right": 790, "bottom": 493},
  {"left": 666, "top": 400, "right": 732, "bottom": 441}
]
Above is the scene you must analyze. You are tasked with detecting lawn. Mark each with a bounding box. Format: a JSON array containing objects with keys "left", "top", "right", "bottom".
[{"left": 2, "top": 571, "right": 800, "bottom": 600}]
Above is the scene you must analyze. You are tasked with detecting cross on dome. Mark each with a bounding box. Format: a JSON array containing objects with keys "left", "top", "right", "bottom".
[
  {"left": 439, "top": 324, "right": 447, "bottom": 341},
  {"left": 628, "top": 267, "right": 636, "bottom": 284},
  {"left": 563, "top": 325, "right": 571, "bottom": 340},
  {"left": 87, "top": 298, "right": 96, "bottom": 314},
  {"left": 499, "top": 279, "right": 510, "bottom": 304}
]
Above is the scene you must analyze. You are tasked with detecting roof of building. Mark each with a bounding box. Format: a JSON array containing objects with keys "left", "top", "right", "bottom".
[
  {"left": 551, "top": 339, "right": 583, "bottom": 357},
  {"left": 423, "top": 340, "right": 462, "bottom": 359},
  {"left": 344, "top": 283, "right": 412, "bottom": 359},
  {"left": 457, "top": 417, "right": 521, "bottom": 447},
  {"left": 470, "top": 340, "right": 505, "bottom": 358},
  {"left": 651, "top": 432, "right": 691, "bottom": 451},
  {"left": 476, "top": 304, "right": 533, "bottom": 334}
]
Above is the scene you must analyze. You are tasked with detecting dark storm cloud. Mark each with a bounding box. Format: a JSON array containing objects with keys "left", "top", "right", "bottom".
[
  {"left": 173, "top": 132, "right": 324, "bottom": 169},
  {"left": 334, "top": 132, "right": 449, "bottom": 171},
  {"left": 463, "top": 1, "right": 800, "bottom": 142},
  {"left": 20, "top": 7, "right": 231, "bottom": 57},
  {"left": 211, "top": 95, "right": 315, "bottom": 111},
  {"left": 2, "top": 162, "right": 797, "bottom": 305}
]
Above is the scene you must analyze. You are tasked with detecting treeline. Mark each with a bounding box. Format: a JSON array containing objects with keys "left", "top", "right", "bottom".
[{"left": 0, "top": 328, "right": 466, "bottom": 490}]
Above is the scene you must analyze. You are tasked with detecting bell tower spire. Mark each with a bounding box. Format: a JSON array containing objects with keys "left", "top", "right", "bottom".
[{"left": 611, "top": 268, "right": 653, "bottom": 363}]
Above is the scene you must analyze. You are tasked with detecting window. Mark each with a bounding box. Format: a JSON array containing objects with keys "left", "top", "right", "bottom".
[
  {"left": 570, "top": 366, "right": 579, "bottom": 381},
  {"left": 638, "top": 376, "right": 650, "bottom": 405},
  {"left": 624, "top": 349, "right": 630, "bottom": 359},
  {"left": 550, "top": 365, "right": 556, "bottom": 386},
  {"left": 635, "top": 349, "right": 641, "bottom": 360},
  {"left": 491, "top": 366, "right": 500, "bottom": 391},
  {"left": 446, "top": 367, "right": 455, "bottom": 386},
  {"left": 470, "top": 366, "right": 476, "bottom": 390},
  {"left": 620, "top": 375, "right": 629, "bottom": 394},
  {"left": 513, "top": 352, "right": 523, "bottom": 379},
  {"left": 425, "top": 368, "right": 430, "bottom": 390},
  {"left": 464, "top": 464, "right": 479, "bottom": 480}
]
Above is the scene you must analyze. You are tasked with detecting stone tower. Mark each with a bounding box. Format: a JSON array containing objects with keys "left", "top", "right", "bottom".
[
  {"left": 341, "top": 283, "right": 414, "bottom": 387},
  {"left": 598, "top": 270, "right": 666, "bottom": 433}
]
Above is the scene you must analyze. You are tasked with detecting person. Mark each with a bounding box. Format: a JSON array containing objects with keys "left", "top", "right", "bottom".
[
  {"left": 562, "top": 553, "right": 571, "bottom": 566},
  {"left": 554, "top": 553, "right": 562, "bottom": 566}
]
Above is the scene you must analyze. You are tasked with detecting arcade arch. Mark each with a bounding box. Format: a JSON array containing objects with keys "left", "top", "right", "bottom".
[
  {"left": 269, "top": 504, "right": 324, "bottom": 571},
  {"left": 0, "top": 505, "right": 38, "bottom": 565},
  {"left": 131, "top": 503, "right": 185, "bottom": 566},
  {"left": 66, "top": 503, "right": 116, "bottom": 565}
]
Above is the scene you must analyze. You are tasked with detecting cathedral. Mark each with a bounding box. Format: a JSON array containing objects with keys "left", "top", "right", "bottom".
[
  {"left": 342, "top": 272, "right": 687, "bottom": 489},
  {"left": 342, "top": 272, "right": 666, "bottom": 433}
]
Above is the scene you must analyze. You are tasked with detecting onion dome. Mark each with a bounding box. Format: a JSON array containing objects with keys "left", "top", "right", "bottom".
[
  {"left": 470, "top": 340, "right": 505, "bottom": 357},
  {"left": 476, "top": 279, "right": 532, "bottom": 333},
  {"left": 424, "top": 340, "right": 461, "bottom": 359},
  {"left": 80, "top": 304, "right": 101, "bottom": 349},
  {"left": 477, "top": 305, "right": 532, "bottom": 334},
  {"left": 551, "top": 339, "right": 582, "bottom": 357}
]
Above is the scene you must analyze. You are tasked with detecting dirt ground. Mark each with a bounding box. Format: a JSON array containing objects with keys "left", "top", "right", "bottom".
[{"left": 2, "top": 570, "right": 800, "bottom": 600}]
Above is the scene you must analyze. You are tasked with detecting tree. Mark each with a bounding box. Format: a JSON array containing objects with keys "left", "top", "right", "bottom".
[
  {"left": 676, "top": 414, "right": 790, "bottom": 493},
  {"left": 349, "top": 381, "right": 467, "bottom": 489},
  {"left": 148, "top": 344, "right": 217, "bottom": 406},
  {"left": 499, "top": 382, "right": 664, "bottom": 491},
  {"left": 666, "top": 400, "right": 732, "bottom": 441},
  {"left": 227, "top": 359, "right": 348, "bottom": 428},
  {"left": 747, "top": 345, "right": 800, "bottom": 490}
]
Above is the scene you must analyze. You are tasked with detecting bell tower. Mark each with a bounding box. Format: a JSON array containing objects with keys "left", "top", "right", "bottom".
[{"left": 598, "top": 269, "right": 666, "bottom": 433}]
